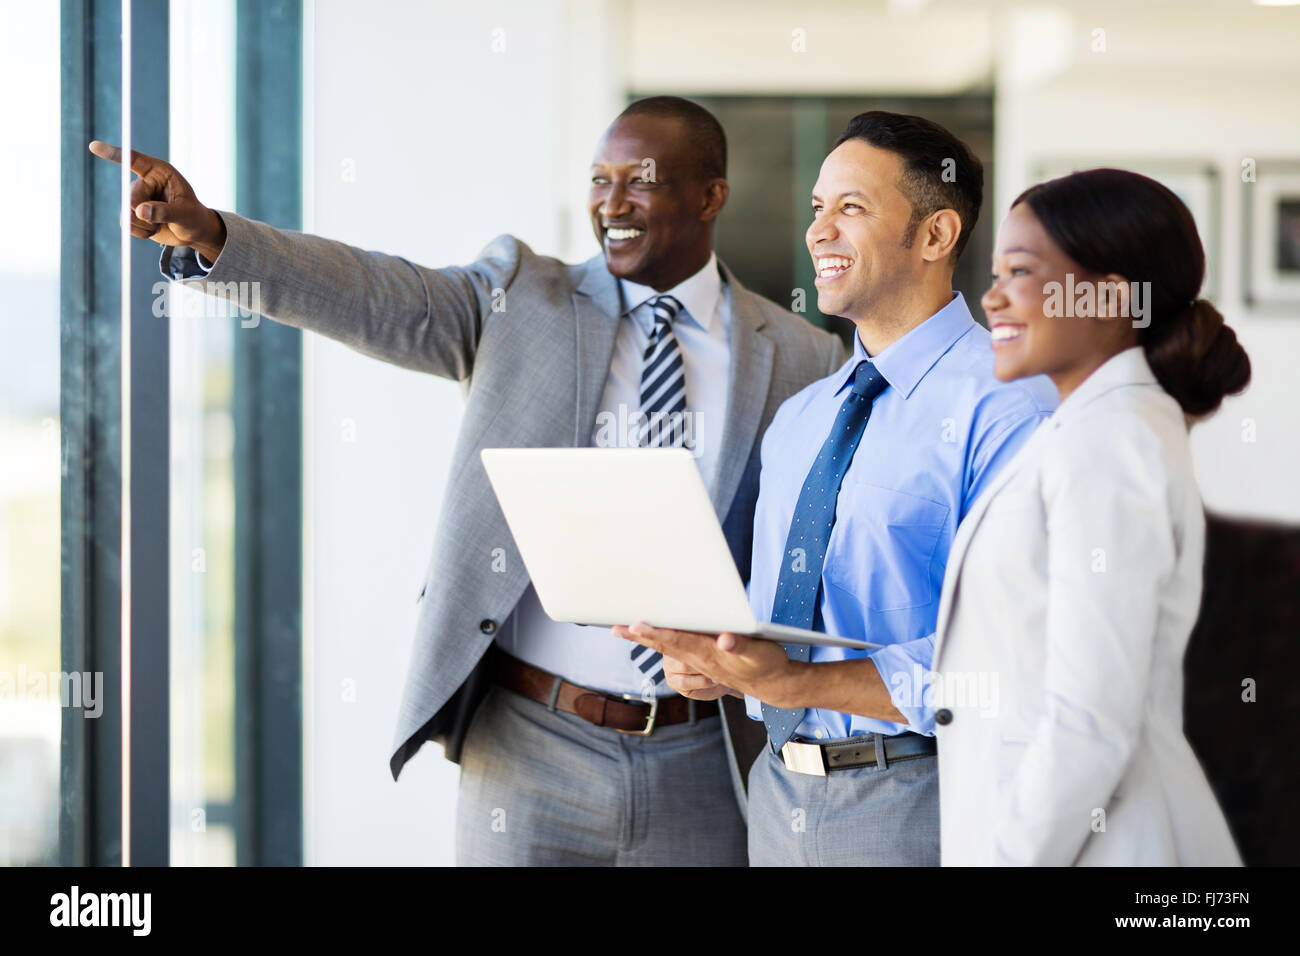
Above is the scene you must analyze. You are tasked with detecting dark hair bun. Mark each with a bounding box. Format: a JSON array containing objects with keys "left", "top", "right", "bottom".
[{"left": 1144, "top": 299, "right": 1251, "bottom": 417}]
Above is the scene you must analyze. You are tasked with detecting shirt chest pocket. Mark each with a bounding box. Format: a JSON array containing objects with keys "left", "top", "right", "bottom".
[{"left": 822, "top": 481, "right": 950, "bottom": 612}]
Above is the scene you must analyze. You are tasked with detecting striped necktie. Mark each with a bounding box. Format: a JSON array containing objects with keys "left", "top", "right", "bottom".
[
  {"left": 628, "top": 294, "right": 687, "bottom": 691},
  {"left": 761, "top": 359, "right": 888, "bottom": 751}
]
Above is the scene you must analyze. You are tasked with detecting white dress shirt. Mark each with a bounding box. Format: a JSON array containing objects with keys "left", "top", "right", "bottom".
[
  {"left": 932, "top": 347, "right": 1241, "bottom": 865},
  {"left": 495, "top": 254, "right": 732, "bottom": 696}
]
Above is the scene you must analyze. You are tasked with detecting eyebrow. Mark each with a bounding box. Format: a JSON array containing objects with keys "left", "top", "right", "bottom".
[
  {"left": 590, "top": 161, "right": 665, "bottom": 177},
  {"left": 811, "top": 190, "right": 872, "bottom": 204},
  {"left": 995, "top": 247, "right": 1041, "bottom": 257}
]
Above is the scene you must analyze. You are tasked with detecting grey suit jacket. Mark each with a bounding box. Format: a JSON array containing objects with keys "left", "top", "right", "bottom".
[{"left": 163, "top": 212, "right": 846, "bottom": 787}]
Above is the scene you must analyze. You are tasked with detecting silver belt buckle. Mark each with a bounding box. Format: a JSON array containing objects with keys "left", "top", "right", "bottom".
[
  {"left": 616, "top": 693, "right": 658, "bottom": 736},
  {"left": 780, "top": 740, "right": 827, "bottom": 776}
]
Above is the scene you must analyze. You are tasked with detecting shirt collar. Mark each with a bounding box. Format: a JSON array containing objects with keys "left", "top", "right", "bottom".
[
  {"left": 1049, "top": 346, "right": 1159, "bottom": 424},
  {"left": 833, "top": 292, "right": 976, "bottom": 399},
  {"left": 618, "top": 252, "right": 722, "bottom": 332}
]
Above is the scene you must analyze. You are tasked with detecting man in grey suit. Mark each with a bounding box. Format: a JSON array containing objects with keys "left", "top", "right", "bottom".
[{"left": 92, "top": 96, "right": 844, "bottom": 865}]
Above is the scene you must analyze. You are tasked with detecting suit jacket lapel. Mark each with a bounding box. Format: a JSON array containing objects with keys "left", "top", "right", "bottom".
[
  {"left": 571, "top": 254, "right": 623, "bottom": 446},
  {"left": 712, "top": 263, "right": 774, "bottom": 517},
  {"left": 932, "top": 419, "right": 1051, "bottom": 666},
  {"left": 572, "top": 255, "right": 775, "bottom": 518}
]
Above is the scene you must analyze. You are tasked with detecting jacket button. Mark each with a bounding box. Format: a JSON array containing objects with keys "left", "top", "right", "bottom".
[
  {"left": 935, "top": 708, "right": 953, "bottom": 726},
  {"left": 479, "top": 619, "right": 498, "bottom": 635}
]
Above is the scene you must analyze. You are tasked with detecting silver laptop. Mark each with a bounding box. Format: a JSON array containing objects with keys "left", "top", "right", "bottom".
[{"left": 480, "top": 447, "right": 878, "bottom": 650}]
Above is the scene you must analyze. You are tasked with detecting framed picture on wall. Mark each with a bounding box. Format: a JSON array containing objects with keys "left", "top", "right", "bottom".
[
  {"left": 1243, "top": 160, "right": 1300, "bottom": 311},
  {"left": 1031, "top": 159, "right": 1220, "bottom": 302}
]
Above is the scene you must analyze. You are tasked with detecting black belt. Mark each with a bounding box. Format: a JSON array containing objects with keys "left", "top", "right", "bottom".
[{"left": 779, "top": 731, "right": 937, "bottom": 776}]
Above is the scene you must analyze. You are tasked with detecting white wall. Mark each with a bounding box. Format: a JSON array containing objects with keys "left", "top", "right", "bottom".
[
  {"left": 991, "top": 6, "right": 1300, "bottom": 522},
  {"left": 626, "top": 0, "right": 993, "bottom": 94},
  {"left": 302, "top": 0, "right": 622, "bottom": 865}
]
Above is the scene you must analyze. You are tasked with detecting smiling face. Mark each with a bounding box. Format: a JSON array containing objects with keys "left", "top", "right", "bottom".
[
  {"left": 805, "top": 140, "right": 929, "bottom": 326},
  {"left": 982, "top": 202, "right": 1136, "bottom": 397},
  {"left": 588, "top": 114, "right": 726, "bottom": 292}
]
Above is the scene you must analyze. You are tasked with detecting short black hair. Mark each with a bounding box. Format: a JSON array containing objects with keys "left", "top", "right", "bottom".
[
  {"left": 833, "top": 111, "right": 983, "bottom": 263},
  {"left": 617, "top": 96, "right": 727, "bottom": 180}
]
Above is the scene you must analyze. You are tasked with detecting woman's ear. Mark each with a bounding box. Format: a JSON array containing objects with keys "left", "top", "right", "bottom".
[{"left": 1096, "top": 272, "right": 1133, "bottom": 322}]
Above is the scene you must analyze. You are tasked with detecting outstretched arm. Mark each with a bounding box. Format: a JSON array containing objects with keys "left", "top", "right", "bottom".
[{"left": 90, "top": 141, "right": 518, "bottom": 381}]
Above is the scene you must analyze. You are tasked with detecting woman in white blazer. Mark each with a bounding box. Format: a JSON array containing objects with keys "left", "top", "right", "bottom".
[{"left": 932, "top": 169, "right": 1249, "bottom": 866}]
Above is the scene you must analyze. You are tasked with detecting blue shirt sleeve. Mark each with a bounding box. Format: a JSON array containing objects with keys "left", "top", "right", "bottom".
[
  {"left": 963, "top": 392, "right": 1052, "bottom": 518},
  {"left": 869, "top": 633, "right": 937, "bottom": 735},
  {"left": 872, "top": 389, "right": 1052, "bottom": 736}
]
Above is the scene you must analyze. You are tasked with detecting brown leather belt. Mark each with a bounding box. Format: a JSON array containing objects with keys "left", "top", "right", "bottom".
[{"left": 491, "top": 648, "right": 718, "bottom": 736}]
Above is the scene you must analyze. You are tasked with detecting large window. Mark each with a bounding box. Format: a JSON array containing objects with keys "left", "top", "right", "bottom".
[
  {"left": 168, "top": 0, "right": 239, "bottom": 865},
  {"left": 0, "top": 1, "right": 62, "bottom": 867},
  {"left": 0, "top": 0, "right": 305, "bottom": 868}
]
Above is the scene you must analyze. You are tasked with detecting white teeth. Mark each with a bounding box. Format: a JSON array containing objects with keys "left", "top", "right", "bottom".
[
  {"left": 606, "top": 227, "right": 644, "bottom": 241},
  {"left": 816, "top": 256, "right": 854, "bottom": 278},
  {"left": 991, "top": 324, "right": 1025, "bottom": 343}
]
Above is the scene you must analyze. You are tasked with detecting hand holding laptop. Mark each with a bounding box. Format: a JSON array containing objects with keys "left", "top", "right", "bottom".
[{"left": 612, "top": 622, "right": 811, "bottom": 705}]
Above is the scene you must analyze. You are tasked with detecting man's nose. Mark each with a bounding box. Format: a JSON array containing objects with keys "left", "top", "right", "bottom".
[
  {"left": 807, "top": 214, "right": 835, "bottom": 248},
  {"left": 601, "top": 182, "right": 631, "bottom": 219}
]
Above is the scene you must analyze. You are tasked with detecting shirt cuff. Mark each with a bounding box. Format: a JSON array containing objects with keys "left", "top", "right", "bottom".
[
  {"left": 869, "top": 635, "right": 937, "bottom": 736},
  {"left": 160, "top": 244, "right": 217, "bottom": 281}
]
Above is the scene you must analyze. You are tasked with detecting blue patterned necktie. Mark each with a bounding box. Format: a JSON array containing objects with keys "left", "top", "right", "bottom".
[
  {"left": 628, "top": 294, "right": 688, "bottom": 691},
  {"left": 761, "top": 359, "right": 888, "bottom": 751}
]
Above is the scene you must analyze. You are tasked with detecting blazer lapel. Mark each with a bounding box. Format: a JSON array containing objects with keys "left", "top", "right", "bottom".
[
  {"left": 571, "top": 254, "right": 623, "bottom": 446},
  {"left": 712, "top": 263, "right": 774, "bottom": 517},
  {"left": 932, "top": 419, "right": 1051, "bottom": 666}
]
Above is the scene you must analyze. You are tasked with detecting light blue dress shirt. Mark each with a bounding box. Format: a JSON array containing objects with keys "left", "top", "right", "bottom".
[{"left": 744, "top": 292, "right": 1057, "bottom": 739}]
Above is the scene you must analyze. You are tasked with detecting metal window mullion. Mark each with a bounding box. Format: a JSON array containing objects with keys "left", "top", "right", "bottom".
[
  {"left": 232, "top": 0, "right": 304, "bottom": 867},
  {"left": 124, "top": 0, "right": 171, "bottom": 868},
  {"left": 60, "top": 0, "right": 125, "bottom": 869}
]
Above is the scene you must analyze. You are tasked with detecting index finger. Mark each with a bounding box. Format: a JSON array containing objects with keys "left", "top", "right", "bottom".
[{"left": 88, "top": 140, "right": 167, "bottom": 177}]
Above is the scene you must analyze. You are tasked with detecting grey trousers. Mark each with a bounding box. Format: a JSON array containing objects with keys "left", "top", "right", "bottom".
[
  {"left": 747, "top": 738, "right": 940, "bottom": 866},
  {"left": 455, "top": 684, "right": 748, "bottom": 866}
]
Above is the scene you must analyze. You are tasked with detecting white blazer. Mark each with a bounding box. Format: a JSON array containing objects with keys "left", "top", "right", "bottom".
[{"left": 931, "top": 347, "right": 1241, "bottom": 866}]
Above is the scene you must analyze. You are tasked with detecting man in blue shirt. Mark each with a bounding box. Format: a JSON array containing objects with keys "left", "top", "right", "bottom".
[{"left": 617, "top": 111, "right": 1057, "bottom": 865}]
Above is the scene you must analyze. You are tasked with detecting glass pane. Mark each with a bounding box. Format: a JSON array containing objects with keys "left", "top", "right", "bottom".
[
  {"left": 167, "top": 0, "right": 238, "bottom": 866},
  {"left": 0, "top": 1, "right": 61, "bottom": 866}
]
